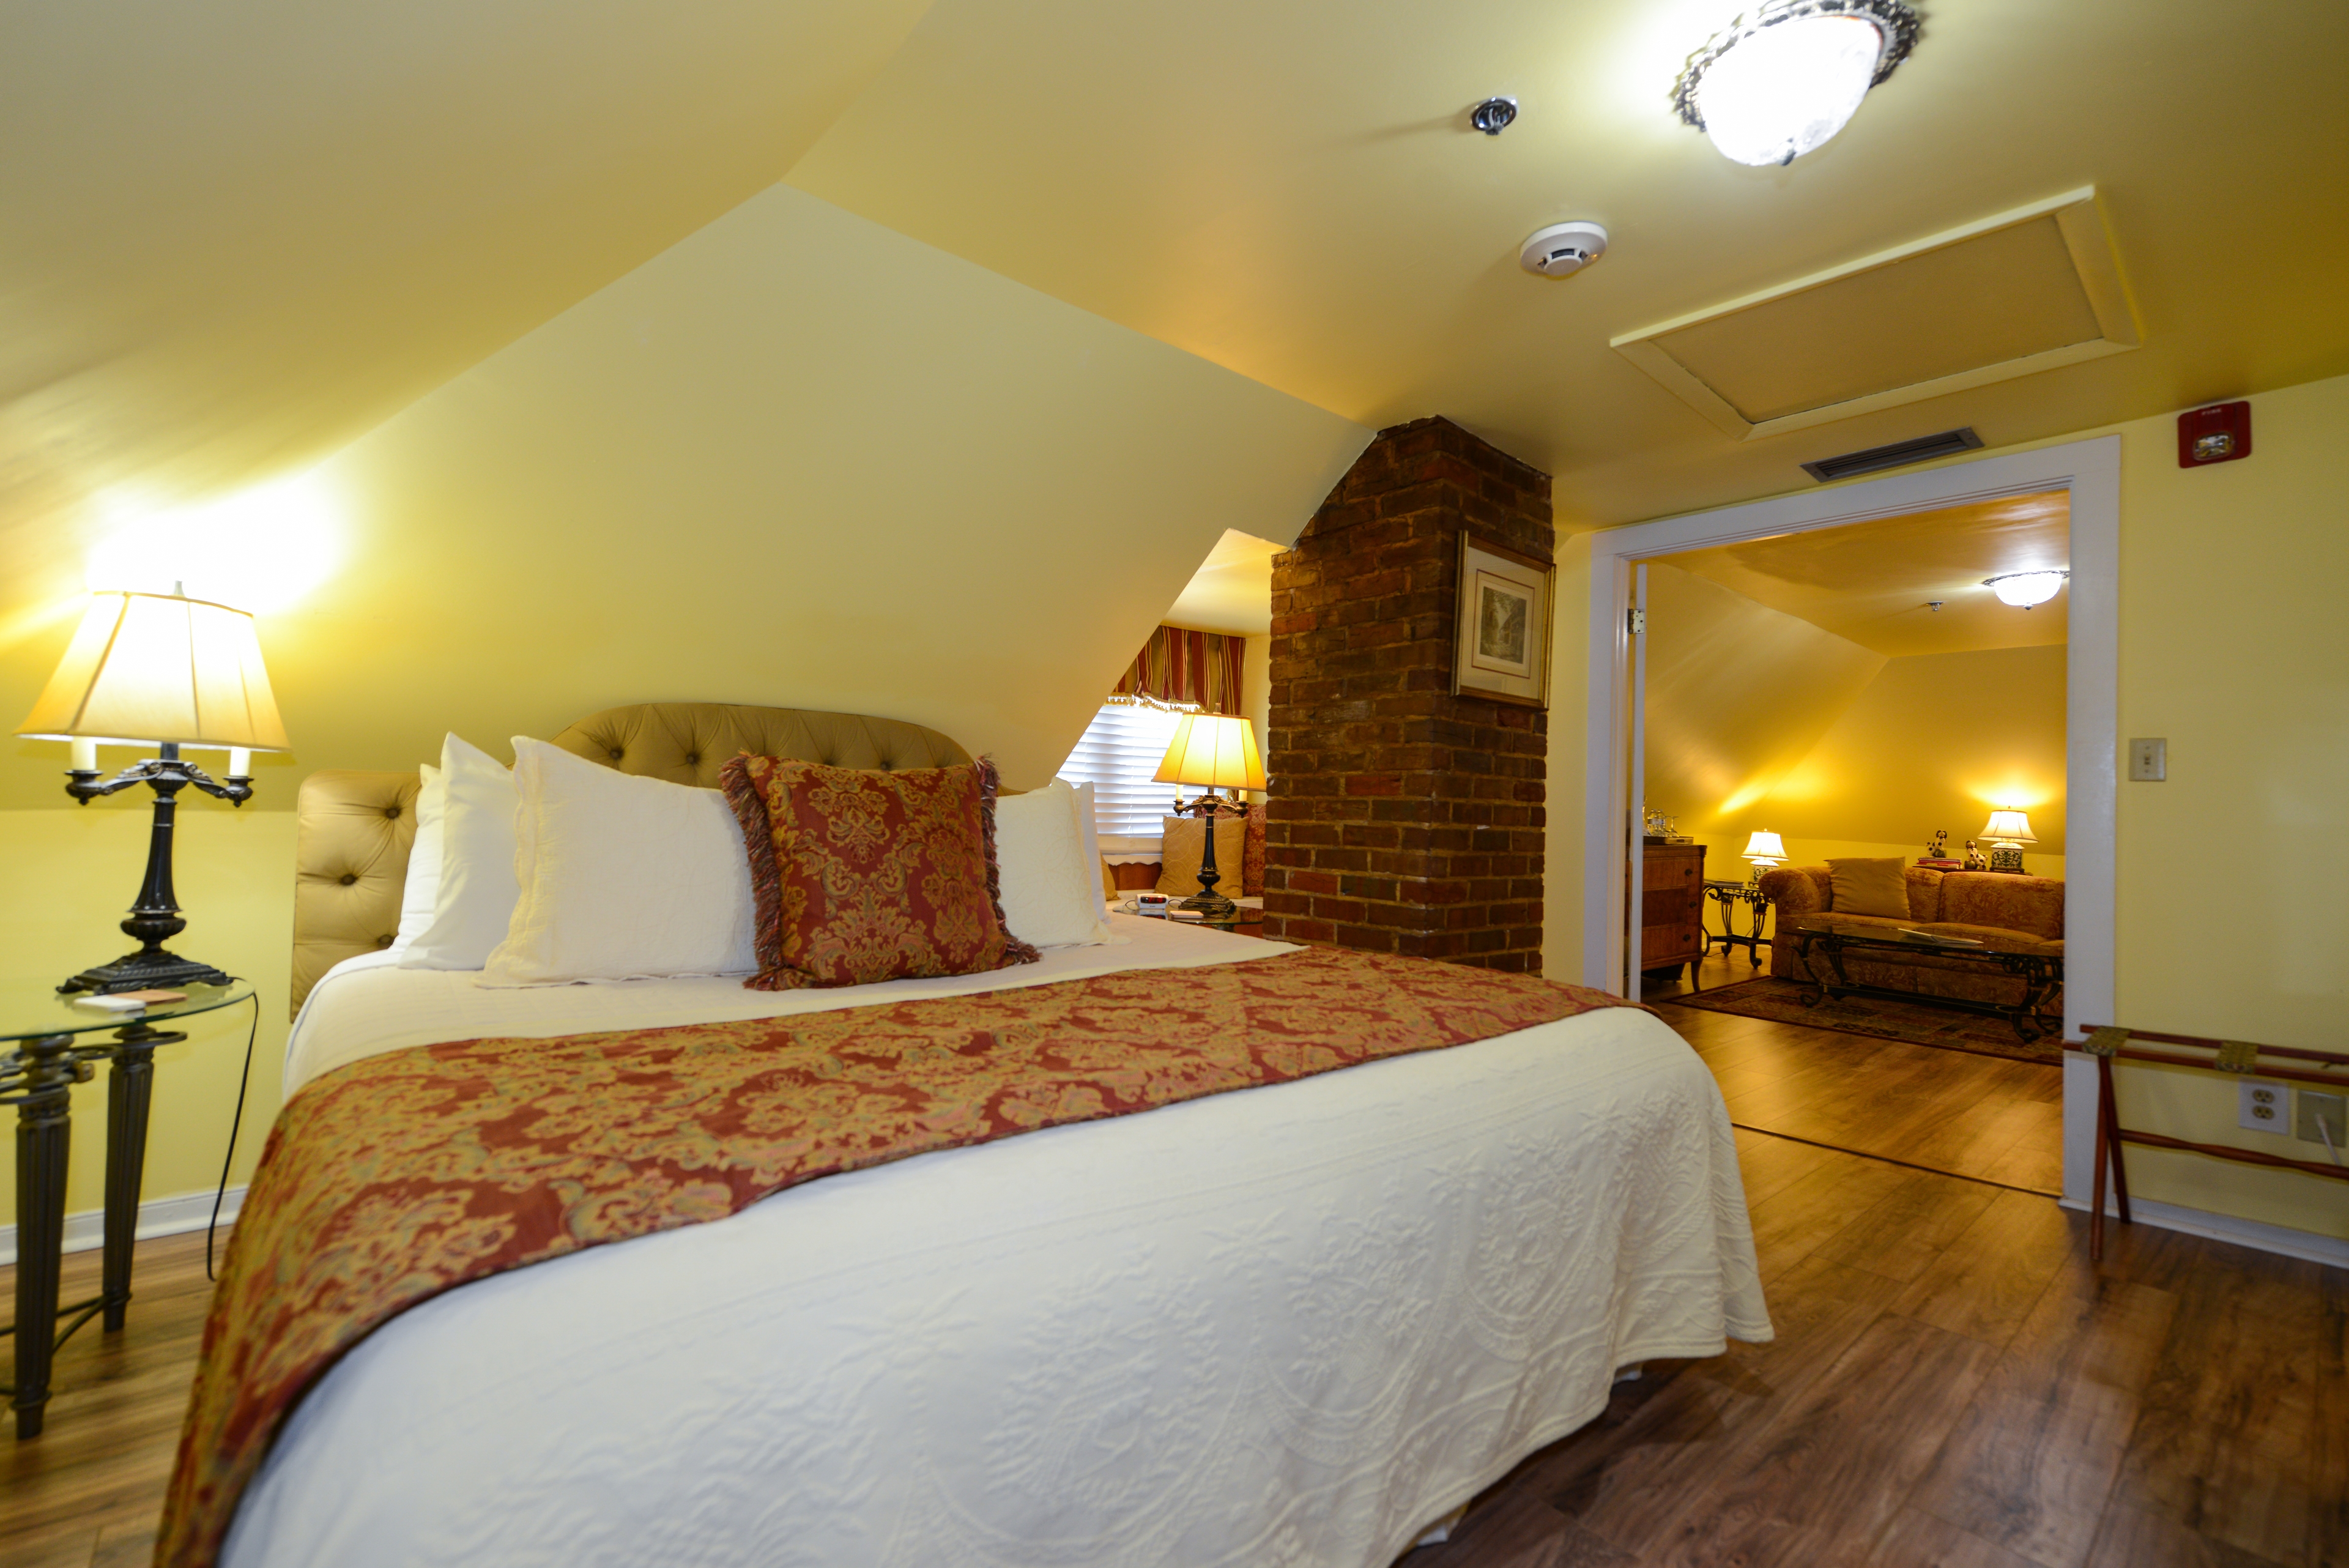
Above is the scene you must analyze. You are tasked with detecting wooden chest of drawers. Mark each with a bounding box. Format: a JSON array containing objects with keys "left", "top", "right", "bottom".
[{"left": 1639, "top": 841, "right": 1707, "bottom": 983}]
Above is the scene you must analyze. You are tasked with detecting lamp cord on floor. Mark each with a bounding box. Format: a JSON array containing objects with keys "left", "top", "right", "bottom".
[{"left": 207, "top": 988, "right": 261, "bottom": 1282}]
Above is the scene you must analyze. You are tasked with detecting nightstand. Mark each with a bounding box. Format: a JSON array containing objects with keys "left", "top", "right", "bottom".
[{"left": 1, "top": 979, "right": 253, "bottom": 1438}]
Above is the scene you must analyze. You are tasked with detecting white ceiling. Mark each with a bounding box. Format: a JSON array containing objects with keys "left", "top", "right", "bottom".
[{"left": 790, "top": 0, "right": 2349, "bottom": 526}]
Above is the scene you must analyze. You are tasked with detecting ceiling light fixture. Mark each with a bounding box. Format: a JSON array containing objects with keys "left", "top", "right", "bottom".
[
  {"left": 1674, "top": 0, "right": 1920, "bottom": 167},
  {"left": 1984, "top": 570, "right": 2069, "bottom": 608}
]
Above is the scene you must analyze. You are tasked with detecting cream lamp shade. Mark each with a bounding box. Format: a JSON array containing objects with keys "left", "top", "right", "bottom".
[
  {"left": 1741, "top": 830, "right": 1787, "bottom": 866},
  {"left": 1981, "top": 809, "right": 2038, "bottom": 846},
  {"left": 1151, "top": 712, "right": 1266, "bottom": 793},
  {"left": 17, "top": 591, "right": 289, "bottom": 754}
]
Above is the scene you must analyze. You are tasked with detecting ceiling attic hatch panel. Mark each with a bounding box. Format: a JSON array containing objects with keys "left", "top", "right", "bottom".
[{"left": 1612, "top": 188, "right": 2140, "bottom": 440}]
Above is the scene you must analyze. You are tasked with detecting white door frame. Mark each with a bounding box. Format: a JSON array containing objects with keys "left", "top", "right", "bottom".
[{"left": 1579, "top": 435, "right": 2119, "bottom": 1205}]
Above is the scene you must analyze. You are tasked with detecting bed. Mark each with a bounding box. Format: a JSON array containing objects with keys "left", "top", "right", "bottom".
[{"left": 198, "top": 702, "right": 1768, "bottom": 1568}]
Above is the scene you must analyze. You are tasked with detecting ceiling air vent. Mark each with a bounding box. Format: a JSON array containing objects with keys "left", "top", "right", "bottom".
[{"left": 1800, "top": 427, "right": 1983, "bottom": 483}]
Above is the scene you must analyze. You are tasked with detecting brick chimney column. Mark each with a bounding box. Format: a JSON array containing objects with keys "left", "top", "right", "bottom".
[{"left": 1261, "top": 417, "right": 1553, "bottom": 972}]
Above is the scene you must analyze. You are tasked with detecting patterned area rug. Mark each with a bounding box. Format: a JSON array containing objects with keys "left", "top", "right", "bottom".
[{"left": 1668, "top": 976, "right": 2061, "bottom": 1065}]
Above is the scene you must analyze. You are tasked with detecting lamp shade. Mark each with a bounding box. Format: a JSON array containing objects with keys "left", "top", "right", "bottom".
[
  {"left": 1980, "top": 809, "right": 2037, "bottom": 845},
  {"left": 1151, "top": 712, "right": 1266, "bottom": 792},
  {"left": 17, "top": 591, "right": 289, "bottom": 751},
  {"left": 1742, "top": 830, "right": 1787, "bottom": 863}
]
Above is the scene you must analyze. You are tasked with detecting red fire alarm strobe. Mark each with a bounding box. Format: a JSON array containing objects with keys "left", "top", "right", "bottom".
[{"left": 2178, "top": 401, "right": 2251, "bottom": 467}]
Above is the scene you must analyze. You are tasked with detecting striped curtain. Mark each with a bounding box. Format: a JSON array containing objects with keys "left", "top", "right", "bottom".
[{"left": 1108, "top": 626, "right": 1245, "bottom": 716}]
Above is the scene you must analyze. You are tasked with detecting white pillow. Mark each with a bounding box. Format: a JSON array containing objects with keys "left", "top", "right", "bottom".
[
  {"left": 479, "top": 737, "right": 757, "bottom": 986},
  {"left": 399, "top": 734, "right": 520, "bottom": 971},
  {"left": 995, "top": 779, "right": 1112, "bottom": 949},
  {"left": 1071, "top": 780, "right": 1107, "bottom": 908},
  {"left": 391, "top": 762, "right": 446, "bottom": 951}
]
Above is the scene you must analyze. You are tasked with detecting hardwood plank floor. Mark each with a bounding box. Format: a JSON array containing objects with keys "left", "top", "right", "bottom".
[
  {"left": 2, "top": 967, "right": 2338, "bottom": 1568},
  {"left": 1649, "top": 950, "right": 2067, "bottom": 1193}
]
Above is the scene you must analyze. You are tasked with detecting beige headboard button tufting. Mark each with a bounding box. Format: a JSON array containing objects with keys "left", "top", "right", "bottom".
[
  {"left": 292, "top": 768, "right": 423, "bottom": 1019},
  {"left": 547, "top": 702, "right": 970, "bottom": 791},
  {"left": 289, "top": 702, "right": 973, "bottom": 1017}
]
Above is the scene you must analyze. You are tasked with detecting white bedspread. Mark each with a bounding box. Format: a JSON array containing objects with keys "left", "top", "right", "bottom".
[{"left": 228, "top": 918, "right": 1769, "bottom": 1568}]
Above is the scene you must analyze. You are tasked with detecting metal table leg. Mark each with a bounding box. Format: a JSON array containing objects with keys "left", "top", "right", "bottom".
[
  {"left": 4, "top": 1033, "right": 81, "bottom": 1440},
  {"left": 101, "top": 1024, "right": 175, "bottom": 1332}
]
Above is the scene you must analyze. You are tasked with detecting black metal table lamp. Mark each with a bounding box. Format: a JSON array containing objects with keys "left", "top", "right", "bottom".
[
  {"left": 15, "top": 588, "right": 289, "bottom": 994},
  {"left": 1150, "top": 712, "right": 1267, "bottom": 922}
]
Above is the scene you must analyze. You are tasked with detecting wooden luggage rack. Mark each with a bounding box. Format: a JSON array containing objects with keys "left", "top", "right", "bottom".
[{"left": 2077, "top": 1023, "right": 2348, "bottom": 1260}]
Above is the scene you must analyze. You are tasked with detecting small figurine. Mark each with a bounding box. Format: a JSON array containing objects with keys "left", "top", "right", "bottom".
[
  {"left": 1963, "top": 838, "right": 1987, "bottom": 871},
  {"left": 1924, "top": 829, "right": 1949, "bottom": 860}
]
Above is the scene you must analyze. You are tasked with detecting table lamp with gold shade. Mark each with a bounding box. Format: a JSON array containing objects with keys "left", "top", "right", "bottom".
[
  {"left": 1151, "top": 712, "right": 1266, "bottom": 921},
  {"left": 15, "top": 589, "right": 289, "bottom": 993}
]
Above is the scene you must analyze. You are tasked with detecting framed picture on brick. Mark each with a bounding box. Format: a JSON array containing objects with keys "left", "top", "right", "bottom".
[{"left": 1454, "top": 534, "right": 1553, "bottom": 708}]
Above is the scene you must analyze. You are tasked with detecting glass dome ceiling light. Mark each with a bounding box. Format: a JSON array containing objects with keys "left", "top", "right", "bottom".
[
  {"left": 1984, "top": 570, "right": 2070, "bottom": 608},
  {"left": 1674, "top": 0, "right": 1920, "bottom": 167}
]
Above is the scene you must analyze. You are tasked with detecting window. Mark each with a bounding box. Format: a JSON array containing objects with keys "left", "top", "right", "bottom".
[{"left": 1056, "top": 701, "right": 1188, "bottom": 837}]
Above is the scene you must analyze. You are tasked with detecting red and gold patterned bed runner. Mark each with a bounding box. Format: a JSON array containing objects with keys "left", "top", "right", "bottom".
[{"left": 158, "top": 946, "right": 1637, "bottom": 1567}]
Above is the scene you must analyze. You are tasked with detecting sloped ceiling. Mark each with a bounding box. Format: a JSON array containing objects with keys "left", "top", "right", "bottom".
[
  {"left": 6, "top": 0, "right": 2346, "bottom": 560},
  {"left": 0, "top": 0, "right": 930, "bottom": 561},
  {"left": 790, "top": 0, "right": 2349, "bottom": 526},
  {"left": 1164, "top": 530, "right": 1285, "bottom": 636},
  {"left": 1653, "top": 491, "right": 2071, "bottom": 657}
]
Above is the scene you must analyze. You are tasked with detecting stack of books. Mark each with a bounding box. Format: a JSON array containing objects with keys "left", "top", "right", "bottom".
[{"left": 1915, "top": 858, "right": 1964, "bottom": 870}]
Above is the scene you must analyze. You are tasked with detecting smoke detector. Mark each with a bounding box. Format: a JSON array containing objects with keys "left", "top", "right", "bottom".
[{"left": 1520, "top": 221, "right": 1608, "bottom": 277}]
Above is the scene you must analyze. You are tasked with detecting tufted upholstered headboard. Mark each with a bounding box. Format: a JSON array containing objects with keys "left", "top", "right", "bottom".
[{"left": 291, "top": 702, "right": 972, "bottom": 1017}]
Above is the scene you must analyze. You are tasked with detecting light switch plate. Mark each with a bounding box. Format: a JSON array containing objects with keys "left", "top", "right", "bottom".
[
  {"left": 2128, "top": 738, "right": 2167, "bottom": 781},
  {"left": 2239, "top": 1079, "right": 2285, "bottom": 1132}
]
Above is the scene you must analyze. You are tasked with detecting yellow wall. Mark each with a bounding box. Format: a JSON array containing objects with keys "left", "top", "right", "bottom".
[
  {"left": 2104, "top": 371, "right": 2349, "bottom": 1239},
  {"left": 1242, "top": 633, "right": 1272, "bottom": 792},
  {"left": 0, "top": 808, "right": 295, "bottom": 1220},
  {"left": 1551, "top": 369, "right": 2349, "bottom": 1243},
  {"left": 0, "top": 181, "right": 1368, "bottom": 1225},
  {"left": 1756, "top": 645, "right": 2067, "bottom": 856}
]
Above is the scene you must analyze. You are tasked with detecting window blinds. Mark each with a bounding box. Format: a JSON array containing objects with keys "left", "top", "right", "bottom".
[{"left": 1056, "top": 702, "right": 1186, "bottom": 836}]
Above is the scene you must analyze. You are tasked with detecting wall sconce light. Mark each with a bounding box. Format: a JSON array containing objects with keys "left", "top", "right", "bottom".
[{"left": 1673, "top": 0, "right": 1920, "bottom": 167}]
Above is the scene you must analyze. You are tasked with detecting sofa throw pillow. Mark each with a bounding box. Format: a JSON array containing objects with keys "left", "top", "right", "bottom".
[
  {"left": 993, "top": 779, "right": 1112, "bottom": 949},
  {"left": 1157, "top": 812, "right": 1247, "bottom": 901},
  {"left": 399, "top": 735, "right": 520, "bottom": 970},
  {"left": 480, "top": 737, "right": 758, "bottom": 986},
  {"left": 1827, "top": 856, "right": 1910, "bottom": 919},
  {"left": 721, "top": 754, "right": 1040, "bottom": 990}
]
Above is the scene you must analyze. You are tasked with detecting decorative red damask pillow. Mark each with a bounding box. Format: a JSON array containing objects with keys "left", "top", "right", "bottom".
[{"left": 720, "top": 754, "right": 1040, "bottom": 990}]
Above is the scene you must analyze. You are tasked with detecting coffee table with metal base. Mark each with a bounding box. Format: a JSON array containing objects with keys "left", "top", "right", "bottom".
[
  {"left": 0, "top": 979, "right": 252, "bottom": 1438},
  {"left": 1785, "top": 919, "right": 2063, "bottom": 1041}
]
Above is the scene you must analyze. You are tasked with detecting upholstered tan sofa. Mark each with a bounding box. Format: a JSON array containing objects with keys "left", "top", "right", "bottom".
[{"left": 1755, "top": 865, "right": 2065, "bottom": 1011}]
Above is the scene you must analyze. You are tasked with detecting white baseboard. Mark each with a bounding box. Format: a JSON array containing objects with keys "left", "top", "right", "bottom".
[
  {"left": 0, "top": 1186, "right": 245, "bottom": 1268},
  {"left": 2058, "top": 1194, "right": 2349, "bottom": 1269}
]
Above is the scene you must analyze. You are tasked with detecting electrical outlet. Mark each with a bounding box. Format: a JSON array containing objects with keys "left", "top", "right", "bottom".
[
  {"left": 2239, "top": 1079, "right": 2286, "bottom": 1132},
  {"left": 2128, "top": 738, "right": 2167, "bottom": 781},
  {"left": 2298, "top": 1090, "right": 2347, "bottom": 1150}
]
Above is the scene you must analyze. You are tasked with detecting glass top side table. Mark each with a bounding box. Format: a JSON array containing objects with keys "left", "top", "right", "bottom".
[{"left": 1, "top": 979, "right": 253, "bottom": 1439}]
